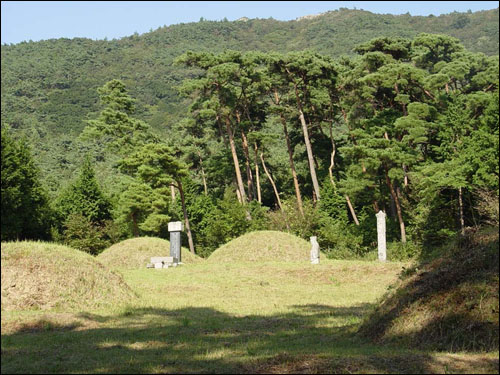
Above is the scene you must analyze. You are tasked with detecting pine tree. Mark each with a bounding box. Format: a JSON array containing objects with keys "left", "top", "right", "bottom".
[
  {"left": 55, "top": 156, "right": 112, "bottom": 225},
  {"left": 1, "top": 126, "right": 53, "bottom": 241}
]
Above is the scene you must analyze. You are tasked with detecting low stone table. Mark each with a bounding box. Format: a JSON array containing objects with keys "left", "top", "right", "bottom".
[{"left": 147, "top": 256, "right": 179, "bottom": 269}]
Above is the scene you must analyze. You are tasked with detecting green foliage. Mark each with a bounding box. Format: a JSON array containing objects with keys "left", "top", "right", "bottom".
[
  {"left": 386, "top": 241, "right": 421, "bottom": 261},
  {"left": 114, "top": 181, "right": 170, "bottom": 238},
  {"left": 1, "top": 25, "right": 499, "bottom": 259},
  {"left": 54, "top": 157, "right": 112, "bottom": 225},
  {"left": 2, "top": 9, "right": 498, "bottom": 197},
  {"left": 1, "top": 126, "right": 53, "bottom": 241},
  {"left": 61, "top": 213, "right": 111, "bottom": 255}
]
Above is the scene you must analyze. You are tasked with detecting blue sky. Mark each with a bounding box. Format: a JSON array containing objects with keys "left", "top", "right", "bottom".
[{"left": 2, "top": 1, "right": 499, "bottom": 45}]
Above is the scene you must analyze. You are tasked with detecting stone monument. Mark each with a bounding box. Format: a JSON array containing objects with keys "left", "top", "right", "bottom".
[
  {"left": 310, "top": 236, "right": 320, "bottom": 264},
  {"left": 168, "top": 221, "right": 183, "bottom": 263},
  {"left": 376, "top": 210, "right": 386, "bottom": 262}
]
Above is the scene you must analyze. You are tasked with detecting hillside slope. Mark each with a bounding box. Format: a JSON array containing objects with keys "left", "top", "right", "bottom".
[
  {"left": 1, "top": 8, "right": 498, "bottom": 194},
  {"left": 358, "top": 227, "right": 499, "bottom": 352}
]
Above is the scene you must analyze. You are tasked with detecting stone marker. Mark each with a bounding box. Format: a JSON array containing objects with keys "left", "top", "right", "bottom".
[
  {"left": 376, "top": 210, "right": 387, "bottom": 262},
  {"left": 310, "top": 236, "right": 320, "bottom": 264},
  {"left": 154, "top": 262, "right": 163, "bottom": 269},
  {"left": 168, "top": 221, "right": 184, "bottom": 263}
]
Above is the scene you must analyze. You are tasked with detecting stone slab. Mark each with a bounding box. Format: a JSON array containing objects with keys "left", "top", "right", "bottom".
[
  {"left": 154, "top": 262, "right": 163, "bottom": 269},
  {"left": 168, "top": 221, "right": 184, "bottom": 232}
]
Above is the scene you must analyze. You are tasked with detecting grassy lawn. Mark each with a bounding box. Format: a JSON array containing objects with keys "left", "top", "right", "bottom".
[{"left": 1, "top": 259, "right": 498, "bottom": 373}]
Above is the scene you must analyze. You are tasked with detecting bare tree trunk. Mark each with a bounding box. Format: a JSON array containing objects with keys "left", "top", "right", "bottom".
[
  {"left": 253, "top": 142, "right": 262, "bottom": 203},
  {"left": 385, "top": 168, "right": 407, "bottom": 243},
  {"left": 177, "top": 181, "right": 195, "bottom": 254},
  {"left": 170, "top": 185, "right": 176, "bottom": 202},
  {"left": 224, "top": 115, "right": 247, "bottom": 204},
  {"left": 328, "top": 122, "right": 359, "bottom": 225},
  {"left": 403, "top": 164, "right": 408, "bottom": 187},
  {"left": 273, "top": 89, "right": 304, "bottom": 215},
  {"left": 131, "top": 212, "right": 139, "bottom": 237},
  {"left": 197, "top": 150, "right": 208, "bottom": 195},
  {"left": 290, "top": 83, "right": 321, "bottom": 201},
  {"left": 298, "top": 109, "right": 321, "bottom": 201},
  {"left": 260, "top": 152, "right": 283, "bottom": 212},
  {"left": 459, "top": 187, "right": 465, "bottom": 235},
  {"left": 240, "top": 128, "right": 255, "bottom": 201},
  {"left": 345, "top": 195, "right": 360, "bottom": 226}
]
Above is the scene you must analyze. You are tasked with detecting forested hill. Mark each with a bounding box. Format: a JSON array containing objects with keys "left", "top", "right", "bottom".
[{"left": 1, "top": 7, "right": 499, "bottom": 193}]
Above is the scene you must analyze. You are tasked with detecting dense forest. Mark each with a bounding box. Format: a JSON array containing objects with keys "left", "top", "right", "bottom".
[{"left": 1, "top": 8, "right": 499, "bottom": 259}]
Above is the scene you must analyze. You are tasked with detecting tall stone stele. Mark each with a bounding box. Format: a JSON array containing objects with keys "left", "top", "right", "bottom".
[
  {"left": 168, "top": 221, "right": 184, "bottom": 263},
  {"left": 310, "top": 236, "right": 320, "bottom": 264},
  {"left": 376, "top": 210, "right": 387, "bottom": 262}
]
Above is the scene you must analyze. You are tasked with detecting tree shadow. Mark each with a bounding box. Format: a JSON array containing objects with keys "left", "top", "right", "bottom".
[
  {"left": 358, "top": 228, "right": 499, "bottom": 352},
  {"left": 3, "top": 304, "right": 497, "bottom": 373}
]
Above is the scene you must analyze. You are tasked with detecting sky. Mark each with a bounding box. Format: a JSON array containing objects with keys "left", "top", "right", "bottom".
[{"left": 1, "top": 1, "right": 499, "bottom": 45}]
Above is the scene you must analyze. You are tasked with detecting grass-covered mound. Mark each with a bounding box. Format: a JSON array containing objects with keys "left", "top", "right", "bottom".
[
  {"left": 207, "top": 230, "right": 318, "bottom": 263},
  {"left": 1, "top": 241, "right": 136, "bottom": 311},
  {"left": 97, "top": 237, "right": 202, "bottom": 269},
  {"left": 359, "top": 226, "right": 499, "bottom": 352}
]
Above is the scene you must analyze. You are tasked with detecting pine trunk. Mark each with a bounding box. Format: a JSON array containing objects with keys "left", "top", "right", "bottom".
[
  {"left": 345, "top": 195, "right": 360, "bottom": 226},
  {"left": 385, "top": 168, "right": 407, "bottom": 243},
  {"left": 240, "top": 128, "right": 255, "bottom": 201},
  {"left": 328, "top": 122, "right": 359, "bottom": 225},
  {"left": 298, "top": 109, "right": 321, "bottom": 201},
  {"left": 224, "top": 115, "right": 247, "bottom": 203},
  {"left": 260, "top": 152, "right": 283, "bottom": 212},
  {"left": 253, "top": 142, "right": 262, "bottom": 203},
  {"left": 197, "top": 150, "right": 208, "bottom": 195},
  {"left": 459, "top": 187, "right": 465, "bottom": 235},
  {"left": 170, "top": 185, "right": 176, "bottom": 202},
  {"left": 292, "top": 85, "right": 321, "bottom": 201},
  {"left": 281, "top": 116, "right": 304, "bottom": 215},
  {"left": 177, "top": 181, "right": 195, "bottom": 254},
  {"left": 273, "top": 89, "right": 304, "bottom": 215},
  {"left": 131, "top": 212, "right": 139, "bottom": 237}
]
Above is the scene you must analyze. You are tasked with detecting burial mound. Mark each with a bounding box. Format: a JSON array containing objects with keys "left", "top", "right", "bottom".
[
  {"left": 97, "top": 237, "right": 201, "bottom": 269},
  {"left": 207, "top": 230, "right": 317, "bottom": 262},
  {"left": 1, "top": 241, "right": 136, "bottom": 311}
]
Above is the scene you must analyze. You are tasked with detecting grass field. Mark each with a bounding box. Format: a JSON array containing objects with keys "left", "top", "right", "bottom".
[{"left": 1, "top": 253, "right": 498, "bottom": 373}]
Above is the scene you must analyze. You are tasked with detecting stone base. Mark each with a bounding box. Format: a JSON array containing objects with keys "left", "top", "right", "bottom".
[{"left": 147, "top": 261, "right": 182, "bottom": 269}]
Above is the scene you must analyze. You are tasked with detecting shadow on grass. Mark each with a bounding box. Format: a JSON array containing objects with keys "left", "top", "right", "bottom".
[
  {"left": 358, "top": 228, "right": 499, "bottom": 352},
  {"left": 2, "top": 304, "right": 498, "bottom": 373}
]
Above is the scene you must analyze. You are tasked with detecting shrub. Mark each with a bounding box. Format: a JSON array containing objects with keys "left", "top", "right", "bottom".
[
  {"left": 386, "top": 241, "right": 421, "bottom": 261},
  {"left": 62, "top": 213, "right": 110, "bottom": 255}
]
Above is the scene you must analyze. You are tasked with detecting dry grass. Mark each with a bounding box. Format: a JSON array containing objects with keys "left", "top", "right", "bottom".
[
  {"left": 207, "top": 230, "right": 321, "bottom": 263},
  {"left": 359, "top": 226, "right": 499, "bottom": 352},
  {"left": 97, "top": 237, "right": 203, "bottom": 270},
  {"left": 1, "top": 241, "right": 136, "bottom": 311}
]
